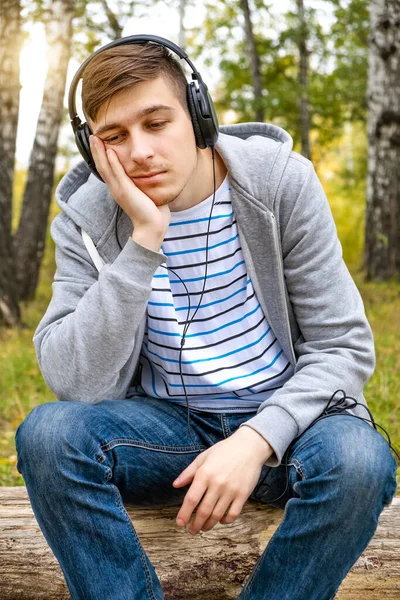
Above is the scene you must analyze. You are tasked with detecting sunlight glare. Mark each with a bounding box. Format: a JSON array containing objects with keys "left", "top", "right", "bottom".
[{"left": 16, "top": 25, "right": 48, "bottom": 166}]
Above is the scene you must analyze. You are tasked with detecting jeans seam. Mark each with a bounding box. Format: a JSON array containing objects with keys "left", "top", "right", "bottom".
[
  {"left": 96, "top": 452, "right": 157, "bottom": 600},
  {"left": 242, "top": 551, "right": 265, "bottom": 600},
  {"left": 113, "top": 481, "right": 157, "bottom": 600},
  {"left": 220, "top": 414, "right": 232, "bottom": 438},
  {"left": 100, "top": 438, "right": 205, "bottom": 453},
  {"left": 243, "top": 491, "right": 296, "bottom": 600},
  {"left": 243, "top": 459, "right": 307, "bottom": 599}
]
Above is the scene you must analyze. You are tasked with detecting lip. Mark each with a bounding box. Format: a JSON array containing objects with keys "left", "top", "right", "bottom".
[{"left": 131, "top": 171, "right": 166, "bottom": 183}]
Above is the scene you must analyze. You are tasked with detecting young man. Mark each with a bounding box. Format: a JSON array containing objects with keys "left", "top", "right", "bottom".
[{"left": 15, "top": 37, "right": 397, "bottom": 600}]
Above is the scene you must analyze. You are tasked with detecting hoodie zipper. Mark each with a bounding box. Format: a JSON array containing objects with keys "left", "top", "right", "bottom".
[{"left": 270, "top": 213, "right": 297, "bottom": 367}]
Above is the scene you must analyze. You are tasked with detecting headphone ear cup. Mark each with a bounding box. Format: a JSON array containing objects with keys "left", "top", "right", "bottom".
[
  {"left": 187, "top": 84, "right": 207, "bottom": 149},
  {"left": 75, "top": 123, "right": 91, "bottom": 162},
  {"left": 187, "top": 81, "right": 219, "bottom": 149},
  {"left": 75, "top": 123, "right": 104, "bottom": 181}
]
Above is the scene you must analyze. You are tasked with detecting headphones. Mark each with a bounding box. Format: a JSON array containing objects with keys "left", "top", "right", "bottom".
[{"left": 68, "top": 34, "right": 219, "bottom": 180}]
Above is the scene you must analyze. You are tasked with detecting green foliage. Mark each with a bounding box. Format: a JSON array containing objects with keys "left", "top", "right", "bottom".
[
  {"left": 12, "top": 170, "right": 27, "bottom": 235},
  {"left": 319, "top": 122, "right": 367, "bottom": 270},
  {"left": 21, "top": 0, "right": 139, "bottom": 62},
  {"left": 328, "top": 0, "right": 369, "bottom": 123},
  {"left": 188, "top": 0, "right": 369, "bottom": 153},
  {"left": 21, "top": 0, "right": 47, "bottom": 23},
  {"left": 71, "top": 0, "right": 137, "bottom": 57}
]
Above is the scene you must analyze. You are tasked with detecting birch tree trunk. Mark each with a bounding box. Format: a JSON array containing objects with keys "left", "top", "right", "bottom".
[
  {"left": 0, "top": 0, "right": 22, "bottom": 326},
  {"left": 297, "top": 0, "right": 311, "bottom": 159},
  {"left": 239, "top": 0, "right": 264, "bottom": 122},
  {"left": 13, "top": 0, "right": 74, "bottom": 302},
  {"left": 178, "top": 0, "right": 187, "bottom": 50},
  {"left": 365, "top": 0, "right": 400, "bottom": 280}
]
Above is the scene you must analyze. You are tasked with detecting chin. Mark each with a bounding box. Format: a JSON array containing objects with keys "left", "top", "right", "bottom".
[
  {"left": 147, "top": 193, "right": 175, "bottom": 207},
  {"left": 147, "top": 187, "right": 183, "bottom": 207}
]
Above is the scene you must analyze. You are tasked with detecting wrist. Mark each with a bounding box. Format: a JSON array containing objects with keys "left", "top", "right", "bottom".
[
  {"left": 131, "top": 227, "right": 165, "bottom": 252},
  {"left": 234, "top": 425, "right": 274, "bottom": 464}
]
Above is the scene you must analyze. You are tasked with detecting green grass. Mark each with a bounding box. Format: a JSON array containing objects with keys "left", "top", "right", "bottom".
[
  {"left": 357, "top": 278, "right": 400, "bottom": 451},
  {"left": 1, "top": 157, "right": 399, "bottom": 492}
]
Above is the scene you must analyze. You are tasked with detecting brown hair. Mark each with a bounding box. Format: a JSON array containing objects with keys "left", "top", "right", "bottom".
[{"left": 82, "top": 42, "right": 189, "bottom": 122}]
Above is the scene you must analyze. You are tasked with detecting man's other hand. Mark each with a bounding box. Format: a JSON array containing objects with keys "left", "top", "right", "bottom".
[{"left": 173, "top": 426, "right": 273, "bottom": 535}]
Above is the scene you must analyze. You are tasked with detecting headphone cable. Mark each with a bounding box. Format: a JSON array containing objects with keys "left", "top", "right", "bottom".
[
  {"left": 178, "top": 146, "right": 217, "bottom": 446},
  {"left": 115, "top": 148, "right": 218, "bottom": 447}
]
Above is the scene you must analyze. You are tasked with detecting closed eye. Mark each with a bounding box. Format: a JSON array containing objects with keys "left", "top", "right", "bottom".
[
  {"left": 148, "top": 121, "right": 168, "bottom": 130},
  {"left": 103, "top": 133, "right": 125, "bottom": 144}
]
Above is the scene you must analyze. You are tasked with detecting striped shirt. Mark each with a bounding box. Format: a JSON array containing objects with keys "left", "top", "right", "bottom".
[{"left": 133, "top": 176, "right": 294, "bottom": 412}]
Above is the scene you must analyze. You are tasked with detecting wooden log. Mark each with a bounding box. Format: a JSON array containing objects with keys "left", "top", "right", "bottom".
[{"left": 0, "top": 486, "right": 399, "bottom": 599}]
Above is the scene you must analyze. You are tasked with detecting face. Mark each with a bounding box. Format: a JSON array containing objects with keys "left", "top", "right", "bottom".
[{"left": 89, "top": 76, "right": 200, "bottom": 208}]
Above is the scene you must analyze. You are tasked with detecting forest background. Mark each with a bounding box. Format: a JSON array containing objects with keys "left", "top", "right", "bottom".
[{"left": 0, "top": 0, "right": 399, "bottom": 492}]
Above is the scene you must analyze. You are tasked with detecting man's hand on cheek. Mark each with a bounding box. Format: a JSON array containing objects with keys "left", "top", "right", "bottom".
[
  {"left": 88, "top": 135, "right": 171, "bottom": 248},
  {"left": 88, "top": 134, "right": 138, "bottom": 218},
  {"left": 173, "top": 427, "right": 274, "bottom": 535}
]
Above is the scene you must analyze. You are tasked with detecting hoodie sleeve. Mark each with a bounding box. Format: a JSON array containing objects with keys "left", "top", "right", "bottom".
[
  {"left": 239, "top": 160, "right": 375, "bottom": 466},
  {"left": 33, "top": 212, "right": 166, "bottom": 403}
]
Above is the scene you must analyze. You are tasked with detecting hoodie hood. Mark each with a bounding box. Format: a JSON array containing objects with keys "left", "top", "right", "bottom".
[
  {"left": 218, "top": 122, "right": 293, "bottom": 210},
  {"left": 55, "top": 122, "right": 294, "bottom": 243}
]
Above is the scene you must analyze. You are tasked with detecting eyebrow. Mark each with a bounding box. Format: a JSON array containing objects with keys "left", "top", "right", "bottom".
[{"left": 93, "top": 104, "right": 176, "bottom": 136}]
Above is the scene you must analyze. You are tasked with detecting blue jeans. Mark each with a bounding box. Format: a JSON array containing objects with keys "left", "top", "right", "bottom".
[{"left": 15, "top": 397, "right": 397, "bottom": 600}]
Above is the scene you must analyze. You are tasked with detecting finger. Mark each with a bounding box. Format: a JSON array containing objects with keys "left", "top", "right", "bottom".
[
  {"left": 173, "top": 454, "right": 202, "bottom": 488},
  {"left": 194, "top": 493, "right": 233, "bottom": 534},
  {"left": 89, "top": 136, "right": 117, "bottom": 184},
  {"left": 106, "top": 148, "right": 130, "bottom": 181},
  {"left": 175, "top": 478, "right": 207, "bottom": 528},
  {"left": 105, "top": 148, "right": 139, "bottom": 197},
  {"left": 172, "top": 450, "right": 207, "bottom": 487},
  {"left": 187, "top": 489, "right": 221, "bottom": 535},
  {"left": 219, "top": 496, "right": 245, "bottom": 525}
]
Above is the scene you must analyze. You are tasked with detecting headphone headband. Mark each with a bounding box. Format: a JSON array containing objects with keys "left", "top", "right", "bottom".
[
  {"left": 68, "top": 34, "right": 204, "bottom": 123},
  {"left": 68, "top": 34, "right": 219, "bottom": 180}
]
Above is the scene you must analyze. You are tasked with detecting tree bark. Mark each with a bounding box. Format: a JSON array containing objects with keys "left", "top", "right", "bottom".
[
  {"left": 365, "top": 0, "right": 400, "bottom": 280},
  {"left": 0, "top": 0, "right": 22, "bottom": 326},
  {"left": 239, "top": 0, "right": 264, "bottom": 122},
  {"left": 13, "top": 0, "right": 74, "bottom": 302},
  {"left": 0, "top": 487, "right": 399, "bottom": 599},
  {"left": 297, "top": 0, "right": 311, "bottom": 159}
]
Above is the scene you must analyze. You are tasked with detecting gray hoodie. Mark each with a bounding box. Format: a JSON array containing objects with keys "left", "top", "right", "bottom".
[{"left": 33, "top": 123, "right": 375, "bottom": 466}]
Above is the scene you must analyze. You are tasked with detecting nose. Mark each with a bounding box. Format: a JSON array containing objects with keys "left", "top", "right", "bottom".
[{"left": 128, "top": 130, "right": 155, "bottom": 164}]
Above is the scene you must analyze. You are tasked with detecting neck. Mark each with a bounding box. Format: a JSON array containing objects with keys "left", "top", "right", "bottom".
[{"left": 170, "top": 147, "right": 227, "bottom": 212}]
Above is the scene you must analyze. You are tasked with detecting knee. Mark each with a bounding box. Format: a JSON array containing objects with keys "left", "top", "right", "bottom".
[
  {"left": 342, "top": 420, "right": 396, "bottom": 504},
  {"left": 15, "top": 401, "right": 97, "bottom": 475},
  {"left": 312, "top": 416, "right": 398, "bottom": 508}
]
